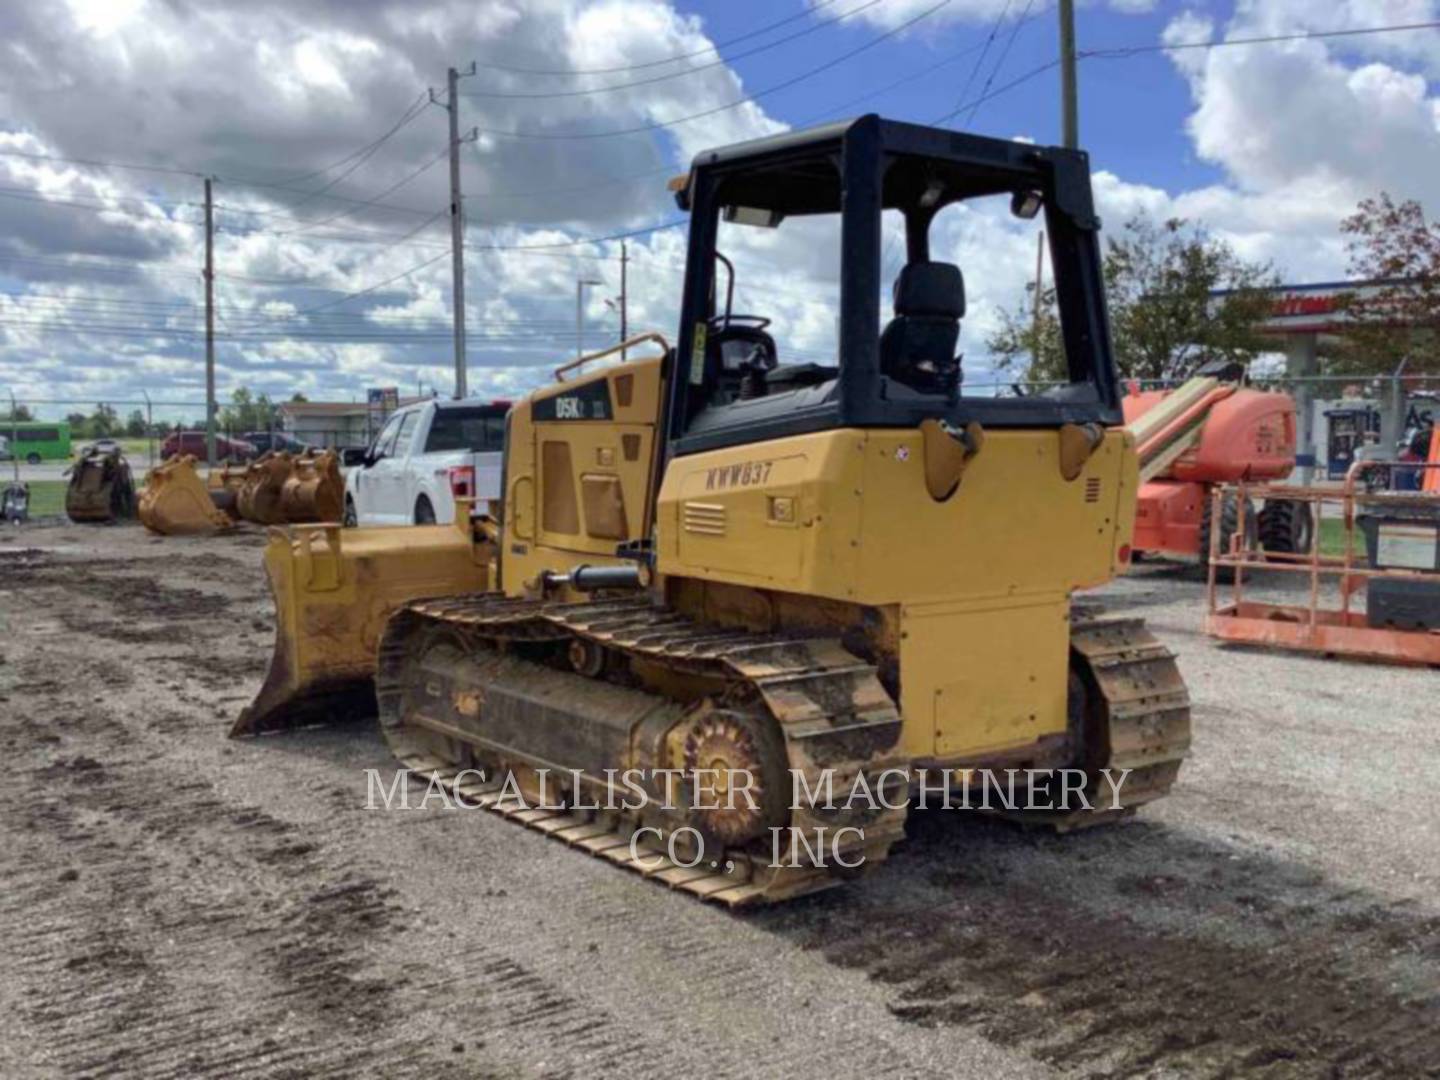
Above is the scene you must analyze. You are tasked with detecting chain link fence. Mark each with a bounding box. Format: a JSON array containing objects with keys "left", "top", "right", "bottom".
[
  {"left": 1, "top": 392, "right": 396, "bottom": 471},
  {"left": 7, "top": 371, "right": 1440, "bottom": 480}
]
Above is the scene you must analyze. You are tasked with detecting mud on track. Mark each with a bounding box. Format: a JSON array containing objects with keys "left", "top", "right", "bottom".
[{"left": 1, "top": 524, "right": 1438, "bottom": 1079}]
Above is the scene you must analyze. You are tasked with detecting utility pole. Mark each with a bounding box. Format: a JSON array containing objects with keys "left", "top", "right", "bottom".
[
  {"left": 203, "top": 177, "right": 216, "bottom": 466},
  {"left": 1032, "top": 229, "right": 1046, "bottom": 364},
  {"left": 577, "top": 278, "right": 601, "bottom": 361},
  {"left": 435, "top": 64, "right": 477, "bottom": 400},
  {"left": 619, "top": 241, "right": 629, "bottom": 360},
  {"left": 1058, "top": 0, "right": 1079, "bottom": 149}
]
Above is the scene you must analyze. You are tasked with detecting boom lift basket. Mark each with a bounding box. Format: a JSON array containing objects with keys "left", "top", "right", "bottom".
[{"left": 1206, "top": 462, "right": 1440, "bottom": 664}]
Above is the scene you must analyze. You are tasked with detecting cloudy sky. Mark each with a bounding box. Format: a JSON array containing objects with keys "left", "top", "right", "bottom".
[{"left": 0, "top": 0, "right": 1437, "bottom": 420}]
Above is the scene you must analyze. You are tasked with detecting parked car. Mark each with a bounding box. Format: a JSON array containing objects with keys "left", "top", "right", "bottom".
[
  {"left": 344, "top": 398, "right": 508, "bottom": 526},
  {"left": 160, "top": 431, "right": 257, "bottom": 462},
  {"left": 242, "top": 431, "right": 313, "bottom": 456},
  {"left": 77, "top": 438, "right": 123, "bottom": 457}
]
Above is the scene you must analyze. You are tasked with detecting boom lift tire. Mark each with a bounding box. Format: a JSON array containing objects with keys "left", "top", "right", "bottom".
[
  {"left": 1199, "top": 491, "right": 1255, "bottom": 567},
  {"left": 1257, "top": 498, "right": 1314, "bottom": 555}
]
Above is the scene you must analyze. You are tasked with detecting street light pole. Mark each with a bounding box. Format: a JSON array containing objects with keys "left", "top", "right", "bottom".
[{"left": 576, "top": 278, "right": 601, "bottom": 361}]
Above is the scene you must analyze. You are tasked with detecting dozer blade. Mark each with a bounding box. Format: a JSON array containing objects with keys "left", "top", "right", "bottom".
[
  {"left": 233, "top": 515, "right": 491, "bottom": 737},
  {"left": 138, "top": 456, "right": 235, "bottom": 535}
]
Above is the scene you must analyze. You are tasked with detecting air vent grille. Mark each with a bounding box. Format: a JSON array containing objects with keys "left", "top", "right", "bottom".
[
  {"left": 1084, "top": 477, "right": 1103, "bottom": 504},
  {"left": 682, "top": 501, "right": 726, "bottom": 536}
]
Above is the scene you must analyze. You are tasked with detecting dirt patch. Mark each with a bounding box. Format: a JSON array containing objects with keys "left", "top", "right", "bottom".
[{"left": 762, "top": 811, "right": 1440, "bottom": 1078}]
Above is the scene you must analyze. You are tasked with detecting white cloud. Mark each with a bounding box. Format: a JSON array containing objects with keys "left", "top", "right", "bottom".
[{"left": 3, "top": 0, "right": 1440, "bottom": 414}]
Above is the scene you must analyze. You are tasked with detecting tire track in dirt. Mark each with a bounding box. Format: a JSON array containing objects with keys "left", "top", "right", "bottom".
[
  {"left": 0, "top": 545, "right": 676, "bottom": 1079},
  {"left": 759, "top": 810, "right": 1440, "bottom": 1078}
]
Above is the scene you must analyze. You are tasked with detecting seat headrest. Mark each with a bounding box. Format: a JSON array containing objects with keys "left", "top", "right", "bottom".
[{"left": 893, "top": 261, "right": 965, "bottom": 319}]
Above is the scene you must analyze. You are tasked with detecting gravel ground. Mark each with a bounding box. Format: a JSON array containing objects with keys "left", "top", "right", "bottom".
[{"left": 1, "top": 522, "right": 1437, "bottom": 1079}]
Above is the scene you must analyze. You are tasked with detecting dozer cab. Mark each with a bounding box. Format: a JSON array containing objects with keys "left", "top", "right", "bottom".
[{"left": 238, "top": 116, "right": 1191, "bottom": 905}]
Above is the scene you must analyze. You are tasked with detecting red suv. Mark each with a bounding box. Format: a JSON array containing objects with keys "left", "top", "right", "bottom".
[{"left": 160, "top": 431, "right": 257, "bottom": 462}]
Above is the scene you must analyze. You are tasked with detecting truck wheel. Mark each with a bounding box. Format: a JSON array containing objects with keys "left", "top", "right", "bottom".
[
  {"left": 1198, "top": 492, "right": 1255, "bottom": 567},
  {"left": 25, "top": 453, "right": 40, "bottom": 465},
  {"left": 343, "top": 496, "right": 358, "bottom": 528},
  {"left": 1257, "top": 498, "right": 1314, "bottom": 555},
  {"left": 413, "top": 495, "right": 435, "bottom": 525}
]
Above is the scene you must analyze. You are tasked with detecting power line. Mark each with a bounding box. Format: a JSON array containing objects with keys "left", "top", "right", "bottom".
[
  {"left": 947, "top": 0, "right": 1013, "bottom": 127},
  {"left": 258, "top": 90, "right": 430, "bottom": 187},
  {"left": 930, "top": 56, "right": 1060, "bottom": 126},
  {"left": 0, "top": 185, "right": 202, "bottom": 226},
  {"left": 470, "top": 0, "right": 953, "bottom": 140},
  {"left": 469, "top": 219, "right": 686, "bottom": 252},
  {"left": 236, "top": 210, "right": 451, "bottom": 323},
  {"left": 264, "top": 146, "right": 450, "bottom": 238},
  {"left": 961, "top": 0, "right": 1034, "bottom": 129},
  {"left": 271, "top": 94, "right": 433, "bottom": 216},
  {"left": 462, "top": 0, "right": 890, "bottom": 100},
  {"left": 0, "top": 145, "right": 201, "bottom": 178},
  {"left": 1085, "top": 19, "right": 1440, "bottom": 59},
  {"left": 470, "top": 0, "right": 850, "bottom": 76}
]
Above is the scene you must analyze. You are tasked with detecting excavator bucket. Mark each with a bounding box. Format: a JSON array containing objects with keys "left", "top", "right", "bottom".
[
  {"left": 138, "top": 456, "right": 235, "bottom": 535},
  {"left": 280, "top": 449, "right": 344, "bottom": 523},
  {"left": 236, "top": 452, "right": 295, "bottom": 525},
  {"left": 232, "top": 510, "right": 492, "bottom": 737},
  {"left": 207, "top": 462, "right": 248, "bottom": 521},
  {"left": 65, "top": 450, "right": 137, "bottom": 523}
]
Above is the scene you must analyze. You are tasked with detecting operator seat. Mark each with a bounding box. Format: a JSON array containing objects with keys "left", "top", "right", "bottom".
[{"left": 879, "top": 261, "right": 965, "bottom": 395}]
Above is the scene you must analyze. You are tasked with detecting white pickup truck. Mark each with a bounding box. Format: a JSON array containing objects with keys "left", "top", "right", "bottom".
[{"left": 344, "top": 398, "right": 508, "bottom": 526}]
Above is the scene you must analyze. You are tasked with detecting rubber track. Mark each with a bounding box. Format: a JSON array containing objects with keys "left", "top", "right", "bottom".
[{"left": 375, "top": 594, "right": 908, "bottom": 907}]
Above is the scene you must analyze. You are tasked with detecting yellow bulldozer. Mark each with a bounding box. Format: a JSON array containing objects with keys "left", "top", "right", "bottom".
[{"left": 235, "top": 116, "right": 1191, "bottom": 905}]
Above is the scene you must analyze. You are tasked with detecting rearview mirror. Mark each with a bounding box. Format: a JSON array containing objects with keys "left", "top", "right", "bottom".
[
  {"left": 341, "top": 447, "right": 368, "bottom": 468},
  {"left": 1010, "top": 190, "right": 1043, "bottom": 220}
]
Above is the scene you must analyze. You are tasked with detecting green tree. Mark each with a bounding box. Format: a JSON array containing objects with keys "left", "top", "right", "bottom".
[
  {"left": 2, "top": 403, "right": 34, "bottom": 422},
  {"left": 1103, "top": 216, "right": 1277, "bottom": 380},
  {"left": 289, "top": 392, "right": 309, "bottom": 403},
  {"left": 125, "top": 409, "right": 147, "bottom": 438},
  {"left": 1332, "top": 192, "right": 1440, "bottom": 374},
  {"left": 986, "top": 282, "right": 1066, "bottom": 384},
  {"left": 220, "top": 387, "right": 278, "bottom": 432},
  {"left": 89, "top": 403, "right": 120, "bottom": 438},
  {"left": 65, "top": 411, "right": 88, "bottom": 435},
  {"left": 988, "top": 215, "right": 1278, "bottom": 383}
]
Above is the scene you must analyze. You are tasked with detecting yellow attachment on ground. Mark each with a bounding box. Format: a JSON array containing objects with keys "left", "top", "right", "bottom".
[
  {"left": 280, "top": 449, "right": 344, "bottom": 523},
  {"left": 206, "top": 463, "right": 246, "bottom": 520},
  {"left": 232, "top": 509, "right": 492, "bottom": 736},
  {"left": 138, "top": 456, "right": 235, "bottom": 535},
  {"left": 236, "top": 453, "right": 295, "bottom": 524}
]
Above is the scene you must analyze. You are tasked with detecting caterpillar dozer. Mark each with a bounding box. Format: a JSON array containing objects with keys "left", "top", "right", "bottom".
[{"left": 237, "top": 116, "right": 1191, "bottom": 905}]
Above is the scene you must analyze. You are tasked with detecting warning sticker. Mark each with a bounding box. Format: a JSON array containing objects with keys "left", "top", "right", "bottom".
[
  {"left": 689, "top": 322, "right": 708, "bottom": 386},
  {"left": 1376, "top": 524, "right": 1437, "bottom": 570}
]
